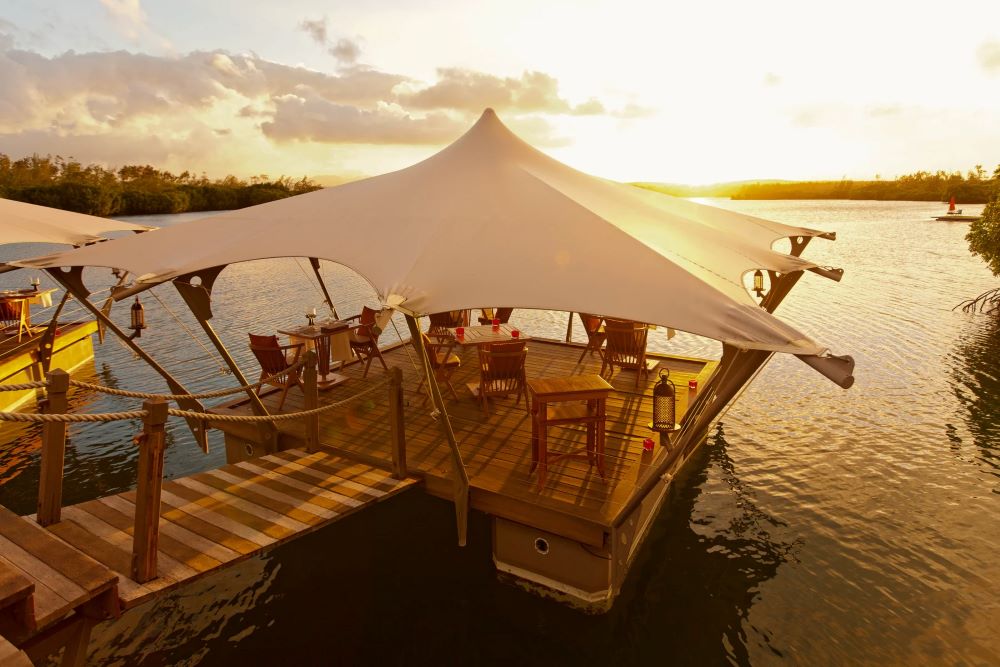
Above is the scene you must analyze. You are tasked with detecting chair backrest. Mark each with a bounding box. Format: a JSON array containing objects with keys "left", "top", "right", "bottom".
[
  {"left": 0, "top": 299, "right": 24, "bottom": 330},
  {"left": 479, "top": 341, "right": 527, "bottom": 394},
  {"left": 428, "top": 310, "right": 464, "bottom": 329},
  {"left": 604, "top": 319, "right": 648, "bottom": 367},
  {"left": 420, "top": 332, "right": 443, "bottom": 369},
  {"left": 494, "top": 307, "right": 514, "bottom": 324},
  {"left": 579, "top": 313, "right": 603, "bottom": 335},
  {"left": 248, "top": 333, "right": 289, "bottom": 375},
  {"left": 360, "top": 306, "right": 377, "bottom": 326}
]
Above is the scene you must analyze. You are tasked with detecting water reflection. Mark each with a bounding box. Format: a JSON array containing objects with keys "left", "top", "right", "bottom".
[
  {"left": 950, "top": 313, "right": 1000, "bottom": 480},
  {"left": 611, "top": 424, "right": 799, "bottom": 666}
]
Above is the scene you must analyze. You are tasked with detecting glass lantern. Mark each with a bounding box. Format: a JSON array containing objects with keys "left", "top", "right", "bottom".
[
  {"left": 130, "top": 296, "right": 146, "bottom": 338},
  {"left": 753, "top": 269, "right": 766, "bottom": 300},
  {"left": 651, "top": 369, "right": 677, "bottom": 434}
]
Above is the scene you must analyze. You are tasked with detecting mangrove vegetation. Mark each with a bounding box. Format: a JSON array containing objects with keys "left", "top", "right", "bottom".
[
  {"left": 0, "top": 154, "right": 322, "bottom": 217},
  {"left": 635, "top": 165, "right": 1000, "bottom": 203}
]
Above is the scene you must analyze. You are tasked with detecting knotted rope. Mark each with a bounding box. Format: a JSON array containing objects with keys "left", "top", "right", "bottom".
[
  {"left": 0, "top": 377, "right": 389, "bottom": 424},
  {"left": 0, "top": 359, "right": 308, "bottom": 399}
]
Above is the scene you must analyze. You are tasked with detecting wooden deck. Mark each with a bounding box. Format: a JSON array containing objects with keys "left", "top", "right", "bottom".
[
  {"left": 1, "top": 449, "right": 416, "bottom": 625},
  {"left": 217, "top": 338, "right": 717, "bottom": 547},
  {"left": 0, "top": 506, "right": 118, "bottom": 639}
]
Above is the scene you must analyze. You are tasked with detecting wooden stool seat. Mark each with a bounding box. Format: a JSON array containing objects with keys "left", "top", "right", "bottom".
[{"left": 528, "top": 374, "right": 613, "bottom": 489}]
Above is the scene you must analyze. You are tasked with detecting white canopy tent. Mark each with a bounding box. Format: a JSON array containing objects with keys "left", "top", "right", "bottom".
[
  {"left": 11, "top": 109, "right": 850, "bottom": 380},
  {"left": 0, "top": 198, "right": 154, "bottom": 246}
]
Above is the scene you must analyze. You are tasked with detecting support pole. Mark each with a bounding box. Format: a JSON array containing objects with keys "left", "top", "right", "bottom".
[
  {"left": 132, "top": 398, "right": 167, "bottom": 583},
  {"left": 172, "top": 278, "right": 278, "bottom": 451},
  {"left": 564, "top": 311, "right": 574, "bottom": 343},
  {"left": 38, "top": 290, "right": 71, "bottom": 374},
  {"left": 59, "top": 616, "right": 95, "bottom": 667},
  {"left": 388, "top": 366, "right": 407, "bottom": 479},
  {"left": 404, "top": 314, "right": 469, "bottom": 546},
  {"left": 44, "top": 268, "right": 209, "bottom": 451},
  {"left": 308, "top": 257, "right": 338, "bottom": 318},
  {"left": 37, "top": 369, "right": 69, "bottom": 526},
  {"left": 302, "top": 350, "right": 319, "bottom": 452}
]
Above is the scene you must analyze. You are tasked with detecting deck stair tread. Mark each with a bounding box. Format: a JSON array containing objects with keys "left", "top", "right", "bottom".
[
  {"left": 0, "top": 506, "right": 118, "bottom": 636},
  {"left": 0, "top": 636, "right": 32, "bottom": 666},
  {"left": 19, "top": 450, "right": 417, "bottom": 611}
]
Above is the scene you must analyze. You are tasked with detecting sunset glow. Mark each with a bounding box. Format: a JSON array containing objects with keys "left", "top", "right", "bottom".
[{"left": 2, "top": 0, "right": 1000, "bottom": 184}]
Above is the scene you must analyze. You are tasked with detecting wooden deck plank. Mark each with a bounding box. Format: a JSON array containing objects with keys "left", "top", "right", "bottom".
[
  {"left": 156, "top": 488, "right": 279, "bottom": 548},
  {"left": 219, "top": 464, "right": 355, "bottom": 515},
  {"left": 74, "top": 500, "right": 223, "bottom": 575},
  {"left": 59, "top": 507, "right": 200, "bottom": 584},
  {"left": 169, "top": 478, "right": 312, "bottom": 534},
  {"left": 195, "top": 469, "right": 335, "bottom": 524},
  {"left": 118, "top": 491, "right": 263, "bottom": 556},
  {"left": 97, "top": 495, "right": 241, "bottom": 566}
]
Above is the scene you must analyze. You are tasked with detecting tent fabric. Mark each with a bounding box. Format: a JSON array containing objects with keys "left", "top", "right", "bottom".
[
  {"left": 0, "top": 197, "right": 154, "bottom": 246},
  {"left": 12, "top": 109, "right": 839, "bottom": 356}
]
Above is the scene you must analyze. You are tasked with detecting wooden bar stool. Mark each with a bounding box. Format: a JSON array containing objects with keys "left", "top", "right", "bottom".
[{"left": 528, "top": 374, "right": 613, "bottom": 489}]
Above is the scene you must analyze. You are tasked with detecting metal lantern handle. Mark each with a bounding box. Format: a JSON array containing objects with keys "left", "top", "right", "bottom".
[{"left": 658, "top": 368, "right": 671, "bottom": 383}]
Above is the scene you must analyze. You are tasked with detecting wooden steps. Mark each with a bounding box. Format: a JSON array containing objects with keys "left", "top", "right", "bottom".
[
  {"left": 0, "top": 636, "right": 31, "bottom": 667},
  {"left": 0, "top": 507, "right": 119, "bottom": 642},
  {"left": 28, "top": 449, "right": 418, "bottom": 610}
]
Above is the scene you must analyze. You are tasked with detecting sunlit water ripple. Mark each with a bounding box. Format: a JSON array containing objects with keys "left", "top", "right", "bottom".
[{"left": 0, "top": 200, "right": 997, "bottom": 665}]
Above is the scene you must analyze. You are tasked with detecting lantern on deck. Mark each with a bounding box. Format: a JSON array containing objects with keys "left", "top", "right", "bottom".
[
  {"left": 752, "top": 269, "right": 767, "bottom": 301},
  {"left": 651, "top": 369, "right": 677, "bottom": 440},
  {"left": 129, "top": 296, "right": 146, "bottom": 339}
]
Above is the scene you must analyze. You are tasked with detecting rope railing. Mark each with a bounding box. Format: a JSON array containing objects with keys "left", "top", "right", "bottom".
[
  {"left": 0, "top": 375, "right": 388, "bottom": 424},
  {"left": 0, "top": 359, "right": 308, "bottom": 399},
  {"left": 67, "top": 358, "right": 308, "bottom": 400},
  {"left": 0, "top": 410, "right": 150, "bottom": 423}
]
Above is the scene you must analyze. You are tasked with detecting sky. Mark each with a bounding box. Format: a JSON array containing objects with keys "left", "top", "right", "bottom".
[{"left": 1, "top": 0, "right": 1000, "bottom": 185}]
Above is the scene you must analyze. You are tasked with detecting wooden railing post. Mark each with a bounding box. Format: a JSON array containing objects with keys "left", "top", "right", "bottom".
[
  {"left": 37, "top": 369, "right": 69, "bottom": 526},
  {"left": 302, "top": 350, "right": 319, "bottom": 452},
  {"left": 565, "top": 311, "right": 574, "bottom": 343},
  {"left": 131, "top": 398, "right": 168, "bottom": 583},
  {"left": 388, "top": 366, "right": 407, "bottom": 479}
]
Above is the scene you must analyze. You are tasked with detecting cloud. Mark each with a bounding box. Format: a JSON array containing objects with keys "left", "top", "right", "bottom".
[
  {"left": 0, "top": 42, "right": 626, "bottom": 176},
  {"left": 330, "top": 38, "right": 360, "bottom": 65},
  {"left": 398, "top": 68, "right": 575, "bottom": 114},
  {"left": 298, "top": 16, "right": 361, "bottom": 65},
  {"left": 99, "top": 0, "right": 171, "bottom": 51},
  {"left": 299, "top": 18, "right": 328, "bottom": 45},
  {"left": 977, "top": 39, "right": 1000, "bottom": 75},
  {"left": 262, "top": 96, "right": 463, "bottom": 144}
]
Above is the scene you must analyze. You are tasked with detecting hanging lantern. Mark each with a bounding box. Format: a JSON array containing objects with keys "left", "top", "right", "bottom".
[
  {"left": 752, "top": 269, "right": 766, "bottom": 300},
  {"left": 651, "top": 369, "right": 677, "bottom": 436},
  {"left": 129, "top": 295, "right": 146, "bottom": 338}
]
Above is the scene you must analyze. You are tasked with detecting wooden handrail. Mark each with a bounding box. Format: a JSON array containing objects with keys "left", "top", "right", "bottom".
[
  {"left": 37, "top": 369, "right": 69, "bottom": 526},
  {"left": 388, "top": 366, "right": 407, "bottom": 479},
  {"left": 131, "top": 398, "right": 168, "bottom": 583},
  {"left": 302, "top": 350, "right": 319, "bottom": 451}
]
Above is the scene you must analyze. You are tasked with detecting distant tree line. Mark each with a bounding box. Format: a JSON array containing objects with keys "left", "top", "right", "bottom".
[
  {"left": 0, "top": 154, "right": 322, "bottom": 217},
  {"left": 731, "top": 166, "right": 1000, "bottom": 203},
  {"left": 634, "top": 165, "right": 1000, "bottom": 203}
]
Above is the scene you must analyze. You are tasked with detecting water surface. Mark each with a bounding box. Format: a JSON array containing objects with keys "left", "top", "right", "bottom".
[{"left": 0, "top": 200, "right": 997, "bottom": 665}]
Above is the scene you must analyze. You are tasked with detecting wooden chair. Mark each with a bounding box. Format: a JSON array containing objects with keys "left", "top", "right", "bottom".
[
  {"left": 477, "top": 307, "right": 514, "bottom": 325},
  {"left": 600, "top": 319, "right": 654, "bottom": 388},
  {"left": 577, "top": 313, "right": 606, "bottom": 363},
  {"left": 346, "top": 306, "right": 388, "bottom": 377},
  {"left": 428, "top": 310, "right": 467, "bottom": 333},
  {"left": 416, "top": 332, "right": 462, "bottom": 401},
  {"left": 0, "top": 298, "right": 30, "bottom": 342},
  {"left": 472, "top": 340, "right": 528, "bottom": 416},
  {"left": 248, "top": 333, "right": 303, "bottom": 411}
]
